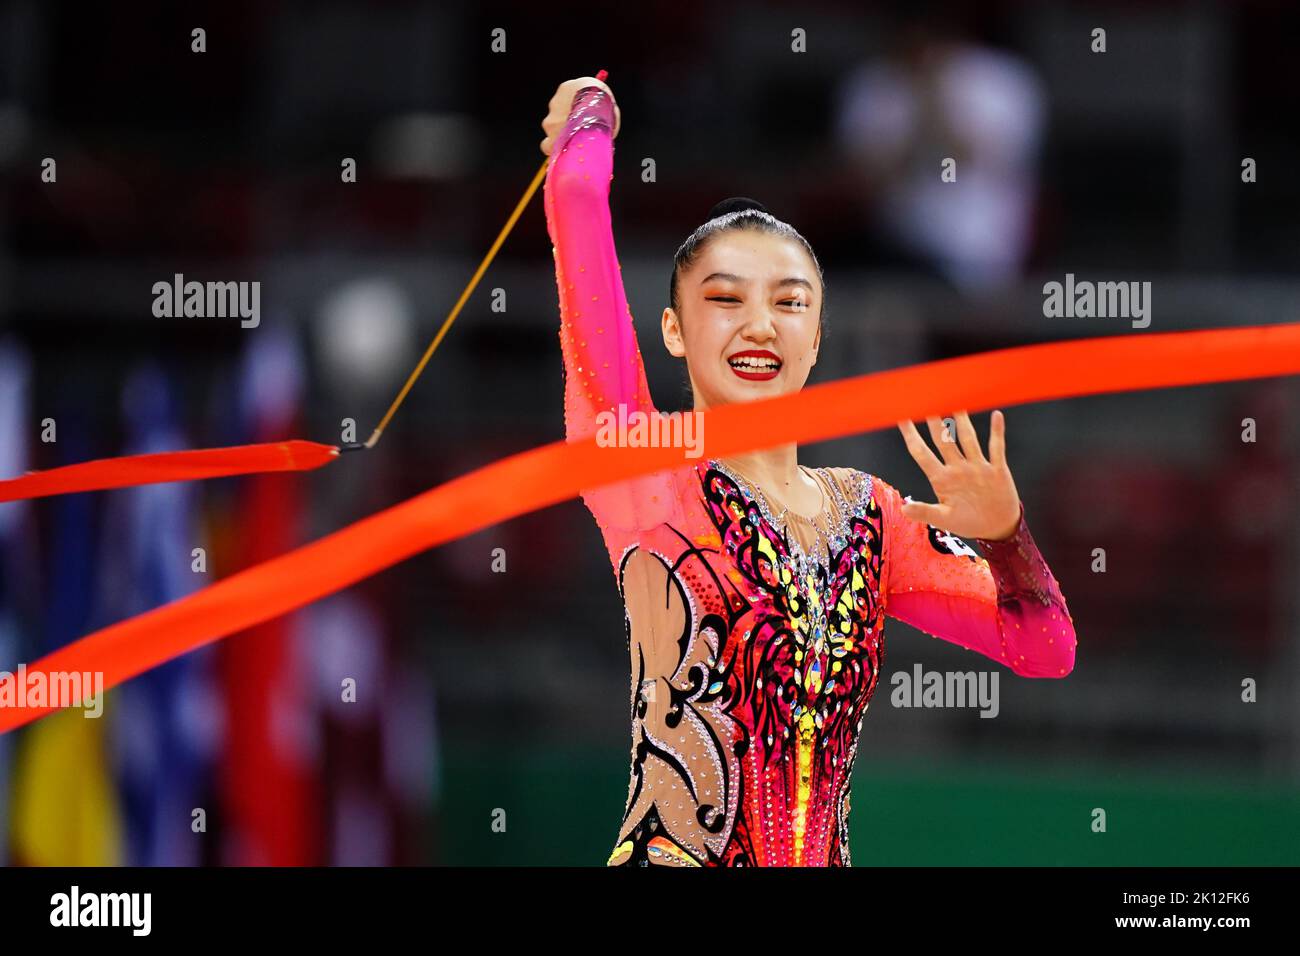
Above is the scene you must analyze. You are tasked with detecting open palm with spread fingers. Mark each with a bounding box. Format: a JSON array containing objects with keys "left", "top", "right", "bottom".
[{"left": 896, "top": 410, "right": 1023, "bottom": 542}]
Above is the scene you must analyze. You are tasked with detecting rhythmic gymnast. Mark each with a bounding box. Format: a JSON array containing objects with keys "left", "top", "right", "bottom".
[{"left": 540, "top": 75, "right": 1076, "bottom": 867}]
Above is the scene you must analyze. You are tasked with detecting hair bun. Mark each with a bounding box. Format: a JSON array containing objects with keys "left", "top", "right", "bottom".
[{"left": 706, "top": 197, "right": 769, "bottom": 220}]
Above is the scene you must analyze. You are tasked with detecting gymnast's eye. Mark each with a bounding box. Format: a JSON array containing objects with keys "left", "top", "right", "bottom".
[
  {"left": 779, "top": 299, "right": 805, "bottom": 309},
  {"left": 706, "top": 296, "right": 741, "bottom": 303}
]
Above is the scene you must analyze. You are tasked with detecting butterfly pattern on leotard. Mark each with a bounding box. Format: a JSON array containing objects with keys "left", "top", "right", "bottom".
[{"left": 610, "top": 462, "right": 886, "bottom": 866}]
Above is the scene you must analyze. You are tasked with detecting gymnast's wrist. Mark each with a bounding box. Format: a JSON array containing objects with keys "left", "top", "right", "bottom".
[{"left": 976, "top": 501, "right": 1026, "bottom": 546}]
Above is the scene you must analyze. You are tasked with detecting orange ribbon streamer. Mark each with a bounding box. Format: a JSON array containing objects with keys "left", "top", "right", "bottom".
[
  {"left": 0, "top": 440, "right": 339, "bottom": 503},
  {"left": 2, "top": 322, "right": 1298, "bottom": 732}
]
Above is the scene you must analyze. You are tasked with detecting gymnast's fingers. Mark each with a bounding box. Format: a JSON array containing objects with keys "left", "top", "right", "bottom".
[
  {"left": 898, "top": 419, "right": 943, "bottom": 481},
  {"left": 927, "top": 415, "right": 964, "bottom": 465},
  {"left": 989, "top": 409, "right": 1008, "bottom": 468},
  {"left": 954, "top": 410, "right": 987, "bottom": 464}
]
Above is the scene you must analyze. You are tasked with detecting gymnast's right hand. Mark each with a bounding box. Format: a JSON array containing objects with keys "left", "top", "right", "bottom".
[{"left": 540, "top": 76, "right": 621, "bottom": 156}]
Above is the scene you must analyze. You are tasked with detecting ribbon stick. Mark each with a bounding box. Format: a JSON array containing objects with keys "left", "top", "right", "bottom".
[
  {"left": 0, "top": 147, "right": 548, "bottom": 497},
  {"left": 2, "top": 322, "right": 1298, "bottom": 732},
  {"left": 363, "top": 68, "right": 610, "bottom": 448},
  {"left": 0, "top": 73, "right": 610, "bottom": 497},
  {"left": 0, "top": 441, "right": 339, "bottom": 503}
]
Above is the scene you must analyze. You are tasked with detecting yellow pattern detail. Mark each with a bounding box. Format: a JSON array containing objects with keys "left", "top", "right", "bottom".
[
  {"left": 607, "top": 840, "right": 633, "bottom": 866},
  {"left": 792, "top": 709, "right": 816, "bottom": 865}
]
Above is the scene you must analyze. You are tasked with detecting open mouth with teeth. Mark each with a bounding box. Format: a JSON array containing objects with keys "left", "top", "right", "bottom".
[{"left": 727, "top": 351, "right": 783, "bottom": 381}]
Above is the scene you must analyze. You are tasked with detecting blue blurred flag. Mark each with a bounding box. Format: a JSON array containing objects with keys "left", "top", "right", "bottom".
[
  {"left": 10, "top": 409, "right": 124, "bottom": 866},
  {"left": 0, "top": 340, "right": 36, "bottom": 866},
  {"left": 97, "top": 363, "right": 220, "bottom": 866}
]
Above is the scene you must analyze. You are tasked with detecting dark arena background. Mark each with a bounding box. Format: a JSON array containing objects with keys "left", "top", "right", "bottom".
[{"left": 0, "top": 0, "right": 1297, "bottom": 893}]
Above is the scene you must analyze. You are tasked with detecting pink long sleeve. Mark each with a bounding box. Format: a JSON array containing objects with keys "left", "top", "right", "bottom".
[
  {"left": 543, "top": 85, "right": 680, "bottom": 569},
  {"left": 875, "top": 476, "right": 1077, "bottom": 678},
  {"left": 543, "top": 85, "right": 655, "bottom": 440}
]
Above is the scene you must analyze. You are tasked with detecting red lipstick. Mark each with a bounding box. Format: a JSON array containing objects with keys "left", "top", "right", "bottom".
[{"left": 727, "top": 349, "right": 782, "bottom": 382}]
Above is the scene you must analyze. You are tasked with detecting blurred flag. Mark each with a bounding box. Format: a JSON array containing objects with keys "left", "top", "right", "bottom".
[
  {"left": 307, "top": 590, "right": 439, "bottom": 865},
  {"left": 98, "top": 364, "right": 221, "bottom": 865},
  {"left": 311, "top": 593, "right": 389, "bottom": 865},
  {"left": 9, "top": 417, "right": 124, "bottom": 866},
  {"left": 219, "top": 326, "right": 321, "bottom": 865},
  {"left": 382, "top": 664, "right": 440, "bottom": 864},
  {"left": 0, "top": 340, "right": 38, "bottom": 866}
]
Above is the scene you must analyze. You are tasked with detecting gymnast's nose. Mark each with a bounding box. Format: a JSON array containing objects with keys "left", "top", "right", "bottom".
[{"left": 739, "top": 308, "right": 777, "bottom": 344}]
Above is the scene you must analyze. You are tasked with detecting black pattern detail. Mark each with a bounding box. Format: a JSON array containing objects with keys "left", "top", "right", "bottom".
[{"left": 926, "top": 524, "right": 980, "bottom": 560}]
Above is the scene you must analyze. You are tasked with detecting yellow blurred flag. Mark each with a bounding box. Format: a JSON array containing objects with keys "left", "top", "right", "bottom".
[{"left": 9, "top": 707, "right": 123, "bottom": 866}]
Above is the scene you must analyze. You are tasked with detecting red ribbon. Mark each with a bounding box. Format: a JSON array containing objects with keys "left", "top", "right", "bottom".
[
  {"left": 2, "top": 323, "right": 1298, "bottom": 732},
  {"left": 0, "top": 440, "right": 339, "bottom": 503}
]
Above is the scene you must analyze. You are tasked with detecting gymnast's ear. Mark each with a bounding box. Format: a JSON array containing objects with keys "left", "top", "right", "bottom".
[{"left": 662, "top": 306, "right": 686, "bottom": 358}]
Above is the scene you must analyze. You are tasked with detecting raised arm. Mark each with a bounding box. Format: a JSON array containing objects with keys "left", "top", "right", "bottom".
[
  {"left": 875, "top": 475, "right": 1076, "bottom": 677},
  {"left": 541, "top": 77, "right": 676, "bottom": 572},
  {"left": 542, "top": 79, "right": 656, "bottom": 440}
]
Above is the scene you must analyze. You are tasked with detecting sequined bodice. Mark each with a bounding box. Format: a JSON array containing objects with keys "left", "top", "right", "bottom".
[{"left": 606, "top": 461, "right": 885, "bottom": 866}]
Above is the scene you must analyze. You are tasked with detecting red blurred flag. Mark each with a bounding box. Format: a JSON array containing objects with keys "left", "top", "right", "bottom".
[{"left": 218, "top": 331, "right": 322, "bottom": 865}]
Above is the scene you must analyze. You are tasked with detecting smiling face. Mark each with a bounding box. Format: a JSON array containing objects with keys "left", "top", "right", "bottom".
[{"left": 662, "top": 230, "right": 823, "bottom": 412}]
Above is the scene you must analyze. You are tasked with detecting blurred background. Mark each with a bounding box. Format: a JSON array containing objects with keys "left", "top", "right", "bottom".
[{"left": 0, "top": 0, "right": 1298, "bottom": 865}]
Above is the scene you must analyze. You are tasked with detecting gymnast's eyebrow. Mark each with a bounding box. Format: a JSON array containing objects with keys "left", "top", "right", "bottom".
[{"left": 700, "top": 272, "right": 813, "bottom": 291}]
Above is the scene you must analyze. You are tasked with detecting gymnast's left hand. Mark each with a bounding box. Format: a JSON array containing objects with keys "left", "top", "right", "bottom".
[{"left": 896, "top": 410, "right": 1022, "bottom": 542}]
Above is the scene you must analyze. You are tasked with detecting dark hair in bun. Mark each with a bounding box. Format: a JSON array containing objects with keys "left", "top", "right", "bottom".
[
  {"left": 669, "top": 196, "right": 827, "bottom": 328},
  {"left": 705, "top": 196, "right": 770, "bottom": 219}
]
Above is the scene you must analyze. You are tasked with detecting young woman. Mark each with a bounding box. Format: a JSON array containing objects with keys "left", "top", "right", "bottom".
[{"left": 540, "top": 76, "right": 1076, "bottom": 867}]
